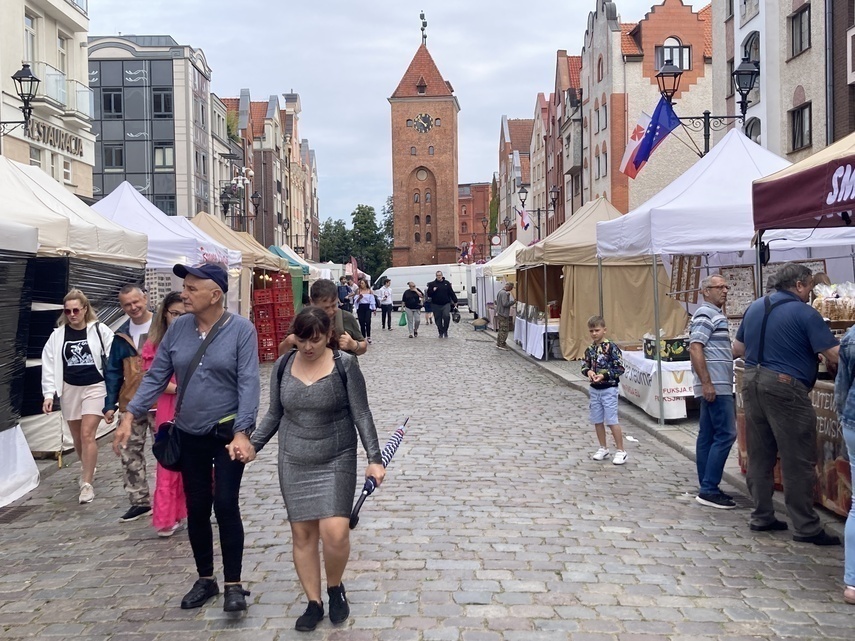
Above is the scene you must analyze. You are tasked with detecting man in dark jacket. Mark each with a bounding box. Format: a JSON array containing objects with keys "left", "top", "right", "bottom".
[
  {"left": 103, "top": 284, "right": 153, "bottom": 523},
  {"left": 426, "top": 271, "right": 458, "bottom": 338}
]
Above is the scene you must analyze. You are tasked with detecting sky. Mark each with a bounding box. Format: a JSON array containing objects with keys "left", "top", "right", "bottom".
[{"left": 89, "top": 0, "right": 709, "bottom": 225}]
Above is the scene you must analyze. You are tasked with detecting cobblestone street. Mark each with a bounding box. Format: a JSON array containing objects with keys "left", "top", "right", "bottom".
[{"left": 0, "top": 320, "right": 850, "bottom": 640}]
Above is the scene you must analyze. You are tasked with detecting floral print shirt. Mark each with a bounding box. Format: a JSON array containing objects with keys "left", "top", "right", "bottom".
[{"left": 582, "top": 339, "right": 625, "bottom": 389}]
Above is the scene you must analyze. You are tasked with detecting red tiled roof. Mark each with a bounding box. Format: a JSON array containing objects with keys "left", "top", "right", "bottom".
[
  {"left": 698, "top": 3, "right": 712, "bottom": 58},
  {"left": 507, "top": 119, "right": 534, "bottom": 153},
  {"left": 222, "top": 97, "right": 240, "bottom": 113},
  {"left": 567, "top": 55, "right": 582, "bottom": 89},
  {"left": 250, "top": 101, "right": 268, "bottom": 140},
  {"left": 391, "top": 44, "right": 454, "bottom": 99},
  {"left": 621, "top": 22, "right": 642, "bottom": 56}
]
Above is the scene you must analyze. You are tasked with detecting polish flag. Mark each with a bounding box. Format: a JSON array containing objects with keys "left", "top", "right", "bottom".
[
  {"left": 515, "top": 207, "right": 531, "bottom": 231},
  {"left": 619, "top": 112, "right": 651, "bottom": 179}
]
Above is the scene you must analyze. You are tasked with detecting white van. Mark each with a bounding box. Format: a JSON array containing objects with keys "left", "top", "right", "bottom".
[{"left": 373, "top": 263, "right": 469, "bottom": 309}]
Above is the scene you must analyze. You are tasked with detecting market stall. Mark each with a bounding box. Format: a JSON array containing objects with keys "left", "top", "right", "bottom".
[
  {"left": 478, "top": 240, "right": 525, "bottom": 327},
  {"left": 516, "top": 198, "right": 687, "bottom": 361}
]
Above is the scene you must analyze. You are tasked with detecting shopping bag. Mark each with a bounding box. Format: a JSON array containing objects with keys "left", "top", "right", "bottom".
[{"left": 398, "top": 311, "right": 408, "bottom": 326}]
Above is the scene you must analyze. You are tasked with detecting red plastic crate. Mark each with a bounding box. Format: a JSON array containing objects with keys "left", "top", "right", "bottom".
[
  {"left": 275, "top": 317, "right": 293, "bottom": 335},
  {"left": 273, "top": 290, "right": 292, "bottom": 304},
  {"left": 258, "top": 333, "right": 278, "bottom": 350},
  {"left": 255, "top": 320, "right": 274, "bottom": 336},
  {"left": 274, "top": 304, "right": 294, "bottom": 319},
  {"left": 253, "top": 289, "right": 272, "bottom": 305},
  {"left": 272, "top": 275, "right": 291, "bottom": 290},
  {"left": 258, "top": 347, "right": 277, "bottom": 363},
  {"left": 254, "top": 304, "right": 273, "bottom": 320}
]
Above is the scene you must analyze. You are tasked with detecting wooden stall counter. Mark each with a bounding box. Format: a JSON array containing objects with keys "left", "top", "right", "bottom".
[{"left": 735, "top": 364, "right": 851, "bottom": 518}]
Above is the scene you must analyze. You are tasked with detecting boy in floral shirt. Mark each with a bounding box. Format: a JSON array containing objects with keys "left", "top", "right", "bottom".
[{"left": 581, "top": 315, "right": 627, "bottom": 465}]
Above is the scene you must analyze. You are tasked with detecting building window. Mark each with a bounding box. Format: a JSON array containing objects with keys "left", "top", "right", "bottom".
[
  {"left": 602, "top": 150, "right": 608, "bottom": 176},
  {"left": 102, "top": 89, "right": 123, "bottom": 119},
  {"left": 104, "top": 144, "right": 124, "bottom": 170},
  {"left": 597, "top": 56, "right": 604, "bottom": 82},
  {"left": 29, "top": 146, "right": 41, "bottom": 168},
  {"left": 462, "top": 222, "right": 468, "bottom": 233},
  {"left": 745, "top": 117, "right": 762, "bottom": 144},
  {"left": 426, "top": 232, "right": 432, "bottom": 243},
  {"left": 153, "top": 89, "right": 173, "bottom": 118},
  {"left": 50, "top": 153, "right": 59, "bottom": 180},
  {"left": 429, "top": 146, "right": 434, "bottom": 155},
  {"left": 594, "top": 153, "right": 601, "bottom": 179},
  {"left": 153, "top": 195, "right": 177, "bottom": 216},
  {"left": 406, "top": 119, "right": 413, "bottom": 127},
  {"left": 656, "top": 37, "right": 691, "bottom": 71},
  {"left": 414, "top": 193, "right": 420, "bottom": 203},
  {"left": 410, "top": 146, "right": 416, "bottom": 155},
  {"left": 594, "top": 108, "right": 600, "bottom": 133},
  {"left": 435, "top": 118, "right": 441, "bottom": 127},
  {"left": 63, "top": 159, "right": 72, "bottom": 183},
  {"left": 743, "top": 31, "right": 760, "bottom": 63},
  {"left": 726, "top": 59, "right": 735, "bottom": 96},
  {"left": 57, "top": 34, "right": 68, "bottom": 74},
  {"left": 726, "top": 0, "right": 734, "bottom": 18},
  {"left": 790, "top": 103, "right": 811, "bottom": 151},
  {"left": 415, "top": 232, "right": 421, "bottom": 243},
  {"left": 601, "top": 104, "right": 608, "bottom": 130},
  {"left": 790, "top": 6, "right": 810, "bottom": 57},
  {"left": 24, "top": 14, "right": 36, "bottom": 64},
  {"left": 425, "top": 214, "right": 431, "bottom": 225},
  {"left": 154, "top": 144, "right": 174, "bottom": 170},
  {"left": 414, "top": 215, "right": 421, "bottom": 226},
  {"left": 425, "top": 191, "right": 431, "bottom": 203}
]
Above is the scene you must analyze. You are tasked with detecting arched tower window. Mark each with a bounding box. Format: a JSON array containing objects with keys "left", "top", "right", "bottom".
[
  {"left": 425, "top": 191, "right": 431, "bottom": 203},
  {"left": 425, "top": 214, "right": 432, "bottom": 225},
  {"left": 414, "top": 232, "right": 421, "bottom": 243},
  {"left": 413, "top": 193, "right": 420, "bottom": 203},
  {"left": 462, "top": 222, "right": 468, "bottom": 233},
  {"left": 414, "top": 215, "right": 421, "bottom": 226},
  {"left": 425, "top": 232, "right": 432, "bottom": 243}
]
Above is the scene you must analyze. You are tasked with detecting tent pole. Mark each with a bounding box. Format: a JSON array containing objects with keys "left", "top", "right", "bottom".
[
  {"left": 755, "top": 231, "right": 763, "bottom": 298},
  {"left": 597, "top": 257, "right": 604, "bottom": 317},
  {"left": 652, "top": 254, "right": 665, "bottom": 427},
  {"left": 544, "top": 263, "right": 549, "bottom": 362}
]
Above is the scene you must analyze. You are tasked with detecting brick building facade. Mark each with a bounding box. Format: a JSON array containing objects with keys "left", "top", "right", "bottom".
[
  {"left": 457, "top": 182, "right": 491, "bottom": 262},
  {"left": 389, "top": 44, "right": 460, "bottom": 266}
]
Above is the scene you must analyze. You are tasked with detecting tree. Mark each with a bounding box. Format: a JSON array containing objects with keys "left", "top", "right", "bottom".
[
  {"left": 350, "top": 204, "right": 390, "bottom": 278},
  {"left": 381, "top": 195, "right": 394, "bottom": 243},
  {"left": 318, "top": 218, "right": 351, "bottom": 264}
]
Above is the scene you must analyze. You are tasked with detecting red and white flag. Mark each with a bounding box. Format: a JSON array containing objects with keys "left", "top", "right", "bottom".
[
  {"left": 619, "top": 112, "right": 651, "bottom": 179},
  {"left": 515, "top": 207, "right": 531, "bottom": 231}
]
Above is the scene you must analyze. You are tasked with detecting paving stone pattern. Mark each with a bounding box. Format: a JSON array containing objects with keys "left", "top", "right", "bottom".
[{"left": 0, "top": 320, "right": 850, "bottom": 639}]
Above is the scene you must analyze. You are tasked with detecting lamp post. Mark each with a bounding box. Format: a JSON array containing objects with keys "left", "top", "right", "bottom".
[
  {"left": 517, "top": 185, "right": 560, "bottom": 241},
  {"left": 502, "top": 215, "right": 512, "bottom": 247},
  {"left": 470, "top": 232, "right": 477, "bottom": 263},
  {"left": 481, "top": 215, "right": 489, "bottom": 258},
  {"left": 220, "top": 167, "right": 254, "bottom": 231},
  {"left": 0, "top": 64, "right": 40, "bottom": 137},
  {"left": 250, "top": 190, "right": 261, "bottom": 238},
  {"left": 656, "top": 56, "right": 760, "bottom": 156},
  {"left": 282, "top": 218, "right": 290, "bottom": 248},
  {"left": 304, "top": 219, "right": 311, "bottom": 258}
]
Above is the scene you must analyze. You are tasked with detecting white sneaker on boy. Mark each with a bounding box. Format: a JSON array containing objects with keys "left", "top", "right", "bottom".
[
  {"left": 591, "top": 447, "right": 610, "bottom": 461},
  {"left": 612, "top": 450, "right": 628, "bottom": 465}
]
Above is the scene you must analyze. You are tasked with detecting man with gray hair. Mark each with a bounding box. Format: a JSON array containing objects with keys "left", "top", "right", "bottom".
[
  {"left": 734, "top": 263, "right": 840, "bottom": 544},
  {"left": 690, "top": 274, "right": 737, "bottom": 509}
]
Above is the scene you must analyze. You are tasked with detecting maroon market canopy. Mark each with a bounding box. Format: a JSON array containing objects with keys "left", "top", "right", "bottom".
[{"left": 753, "top": 132, "right": 855, "bottom": 230}]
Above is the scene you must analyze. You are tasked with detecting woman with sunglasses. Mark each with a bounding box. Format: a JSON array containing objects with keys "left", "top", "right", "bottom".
[
  {"left": 141, "top": 292, "right": 188, "bottom": 537},
  {"left": 41, "top": 289, "right": 114, "bottom": 504}
]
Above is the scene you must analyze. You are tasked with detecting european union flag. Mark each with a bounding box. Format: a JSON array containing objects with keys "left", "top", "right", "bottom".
[{"left": 632, "top": 97, "right": 681, "bottom": 170}]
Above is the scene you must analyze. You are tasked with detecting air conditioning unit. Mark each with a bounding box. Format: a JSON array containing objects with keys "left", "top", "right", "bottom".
[{"left": 849, "top": 26, "right": 855, "bottom": 85}]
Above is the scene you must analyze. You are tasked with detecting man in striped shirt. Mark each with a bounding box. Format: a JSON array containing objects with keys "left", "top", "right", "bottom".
[{"left": 690, "top": 274, "right": 737, "bottom": 509}]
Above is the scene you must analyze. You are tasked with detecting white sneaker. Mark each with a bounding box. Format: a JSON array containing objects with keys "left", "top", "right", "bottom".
[
  {"left": 157, "top": 522, "right": 181, "bottom": 538},
  {"left": 592, "top": 447, "right": 610, "bottom": 461},
  {"left": 78, "top": 483, "right": 94, "bottom": 504},
  {"left": 612, "top": 450, "right": 628, "bottom": 465}
]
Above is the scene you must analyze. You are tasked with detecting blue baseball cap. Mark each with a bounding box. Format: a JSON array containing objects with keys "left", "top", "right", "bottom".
[{"left": 173, "top": 262, "right": 229, "bottom": 293}]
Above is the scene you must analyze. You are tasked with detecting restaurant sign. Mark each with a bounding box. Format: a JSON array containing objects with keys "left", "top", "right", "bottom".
[{"left": 25, "top": 119, "right": 84, "bottom": 157}]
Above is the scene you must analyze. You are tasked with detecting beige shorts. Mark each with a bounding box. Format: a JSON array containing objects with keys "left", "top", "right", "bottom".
[{"left": 61, "top": 381, "right": 106, "bottom": 421}]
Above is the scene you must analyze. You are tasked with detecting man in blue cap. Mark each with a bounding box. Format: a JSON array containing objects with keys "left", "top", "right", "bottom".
[{"left": 114, "top": 262, "right": 260, "bottom": 612}]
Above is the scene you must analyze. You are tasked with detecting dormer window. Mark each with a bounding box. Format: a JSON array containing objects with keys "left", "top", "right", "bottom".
[
  {"left": 417, "top": 77, "right": 427, "bottom": 94},
  {"left": 655, "top": 37, "right": 691, "bottom": 71}
]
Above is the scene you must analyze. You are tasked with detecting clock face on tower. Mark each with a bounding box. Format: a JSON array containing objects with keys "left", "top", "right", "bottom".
[{"left": 413, "top": 113, "right": 433, "bottom": 133}]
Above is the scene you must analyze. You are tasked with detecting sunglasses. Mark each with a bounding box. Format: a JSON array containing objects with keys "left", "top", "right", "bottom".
[{"left": 63, "top": 307, "right": 84, "bottom": 315}]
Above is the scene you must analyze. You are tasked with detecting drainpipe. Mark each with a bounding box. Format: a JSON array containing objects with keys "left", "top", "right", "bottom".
[{"left": 825, "top": 0, "right": 834, "bottom": 144}]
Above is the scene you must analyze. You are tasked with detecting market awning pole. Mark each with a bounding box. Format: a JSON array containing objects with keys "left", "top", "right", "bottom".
[
  {"left": 755, "top": 231, "right": 763, "bottom": 298},
  {"left": 544, "top": 263, "right": 549, "bottom": 362},
  {"left": 597, "top": 257, "right": 604, "bottom": 318},
  {"left": 652, "top": 254, "right": 665, "bottom": 427}
]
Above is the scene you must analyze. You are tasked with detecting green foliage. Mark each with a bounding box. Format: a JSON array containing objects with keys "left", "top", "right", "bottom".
[
  {"left": 318, "top": 219, "right": 351, "bottom": 264},
  {"left": 317, "top": 201, "right": 392, "bottom": 279},
  {"left": 225, "top": 110, "right": 241, "bottom": 144}
]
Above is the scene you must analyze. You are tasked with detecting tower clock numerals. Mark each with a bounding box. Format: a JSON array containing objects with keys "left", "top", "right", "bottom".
[{"left": 413, "top": 113, "right": 433, "bottom": 133}]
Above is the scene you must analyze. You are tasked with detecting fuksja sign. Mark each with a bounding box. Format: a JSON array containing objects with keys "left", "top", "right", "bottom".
[{"left": 25, "top": 119, "right": 84, "bottom": 157}]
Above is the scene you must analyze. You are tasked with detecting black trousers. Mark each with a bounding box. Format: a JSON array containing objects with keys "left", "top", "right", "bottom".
[
  {"left": 357, "top": 304, "right": 372, "bottom": 337},
  {"left": 381, "top": 304, "right": 393, "bottom": 328},
  {"left": 179, "top": 431, "right": 246, "bottom": 582}
]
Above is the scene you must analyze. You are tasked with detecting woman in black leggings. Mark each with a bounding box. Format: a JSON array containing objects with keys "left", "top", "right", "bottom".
[{"left": 352, "top": 279, "right": 376, "bottom": 343}]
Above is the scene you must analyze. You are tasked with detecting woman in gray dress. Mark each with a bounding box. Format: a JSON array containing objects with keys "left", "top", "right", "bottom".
[{"left": 247, "top": 306, "right": 385, "bottom": 631}]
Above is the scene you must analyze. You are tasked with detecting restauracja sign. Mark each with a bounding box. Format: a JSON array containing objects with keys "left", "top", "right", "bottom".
[
  {"left": 827, "top": 164, "right": 855, "bottom": 205},
  {"left": 25, "top": 119, "right": 84, "bottom": 157}
]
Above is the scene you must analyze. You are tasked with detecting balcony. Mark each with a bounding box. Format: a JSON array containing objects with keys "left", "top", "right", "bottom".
[
  {"left": 65, "top": 80, "right": 93, "bottom": 121},
  {"left": 66, "top": 0, "right": 88, "bottom": 14},
  {"left": 30, "top": 62, "right": 67, "bottom": 112}
]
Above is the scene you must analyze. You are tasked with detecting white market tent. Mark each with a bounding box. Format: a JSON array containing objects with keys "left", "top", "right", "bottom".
[
  {"left": 92, "top": 181, "right": 232, "bottom": 268},
  {"left": 483, "top": 240, "right": 526, "bottom": 277},
  {"left": 0, "top": 157, "right": 147, "bottom": 267},
  {"left": 274, "top": 243, "right": 321, "bottom": 280}
]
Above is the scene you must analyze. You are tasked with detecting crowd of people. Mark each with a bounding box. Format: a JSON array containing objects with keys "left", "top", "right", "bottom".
[{"left": 37, "top": 260, "right": 855, "bottom": 624}]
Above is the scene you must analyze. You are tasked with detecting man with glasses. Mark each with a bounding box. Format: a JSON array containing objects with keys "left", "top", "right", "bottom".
[
  {"left": 689, "top": 274, "right": 737, "bottom": 509},
  {"left": 103, "top": 284, "right": 154, "bottom": 523},
  {"left": 734, "top": 263, "right": 840, "bottom": 545},
  {"left": 426, "top": 271, "right": 458, "bottom": 338}
]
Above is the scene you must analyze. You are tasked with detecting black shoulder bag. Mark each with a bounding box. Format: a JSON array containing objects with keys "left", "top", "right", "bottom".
[{"left": 152, "top": 312, "right": 232, "bottom": 471}]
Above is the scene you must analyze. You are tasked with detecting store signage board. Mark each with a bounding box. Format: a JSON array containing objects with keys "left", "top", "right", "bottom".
[
  {"left": 25, "top": 118, "right": 85, "bottom": 156},
  {"left": 618, "top": 351, "right": 695, "bottom": 420}
]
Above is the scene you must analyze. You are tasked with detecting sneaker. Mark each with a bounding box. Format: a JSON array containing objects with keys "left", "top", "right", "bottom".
[
  {"left": 180, "top": 577, "right": 219, "bottom": 609},
  {"left": 612, "top": 450, "right": 628, "bottom": 465},
  {"left": 223, "top": 583, "right": 250, "bottom": 612},
  {"left": 78, "top": 467, "right": 97, "bottom": 488},
  {"left": 78, "top": 483, "right": 94, "bottom": 504},
  {"left": 119, "top": 505, "right": 152, "bottom": 522},
  {"left": 327, "top": 584, "right": 350, "bottom": 625},
  {"left": 409, "top": 334, "right": 413, "bottom": 338},
  {"left": 295, "top": 600, "right": 324, "bottom": 631},
  {"left": 413, "top": 331, "right": 418, "bottom": 337},
  {"left": 695, "top": 493, "right": 737, "bottom": 509},
  {"left": 366, "top": 337, "right": 372, "bottom": 344},
  {"left": 157, "top": 522, "right": 181, "bottom": 538},
  {"left": 844, "top": 586, "right": 855, "bottom": 605},
  {"left": 591, "top": 447, "right": 610, "bottom": 461},
  {"left": 495, "top": 344, "right": 508, "bottom": 351}
]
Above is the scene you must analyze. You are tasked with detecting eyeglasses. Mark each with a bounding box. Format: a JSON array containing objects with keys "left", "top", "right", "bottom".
[
  {"left": 167, "top": 310, "right": 185, "bottom": 318},
  {"left": 63, "top": 307, "right": 84, "bottom": 315},
  {"left": 707, "top": 285, "right": 730, "bottom": 291}
]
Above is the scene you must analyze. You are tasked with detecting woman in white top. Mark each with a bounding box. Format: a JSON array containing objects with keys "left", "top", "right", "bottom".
[
  {"left": 378, "top": 278, "right": 394, "bottom": 331},
  {"left": 41, "top": 288, "right": 114, "bottom": 504}
]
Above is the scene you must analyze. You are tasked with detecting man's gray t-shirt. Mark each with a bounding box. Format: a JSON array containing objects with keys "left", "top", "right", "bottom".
[{"left": 690, "top": 301, "right": 733, "bottom": 397}]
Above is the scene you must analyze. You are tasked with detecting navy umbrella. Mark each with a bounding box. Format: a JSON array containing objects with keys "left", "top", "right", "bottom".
[{"left": 349, "top": 418, "right": 408, "bottom": 529}]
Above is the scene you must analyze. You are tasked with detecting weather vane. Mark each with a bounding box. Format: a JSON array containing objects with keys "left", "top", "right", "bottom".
[{"left": 420, "top": 11, "right": 427, "bottom": 45}]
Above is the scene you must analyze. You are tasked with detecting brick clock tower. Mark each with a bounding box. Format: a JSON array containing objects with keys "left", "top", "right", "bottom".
[{"left": 389, "top": 36, "right": 460, "bottom": 266}]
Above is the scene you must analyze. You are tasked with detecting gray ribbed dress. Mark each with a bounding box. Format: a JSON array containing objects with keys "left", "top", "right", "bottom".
[{"left": 251, "top": 351, "right": 382, "bottom": 522}]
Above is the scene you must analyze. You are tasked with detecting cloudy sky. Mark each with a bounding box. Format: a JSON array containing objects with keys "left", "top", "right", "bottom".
[{"left": 90, "top": 0, "right": 708, "bottom": 224}]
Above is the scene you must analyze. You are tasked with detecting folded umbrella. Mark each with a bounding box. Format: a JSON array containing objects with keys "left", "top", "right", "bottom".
[{"left": 349, "top": 418, "right": 408, "bottom": 529}]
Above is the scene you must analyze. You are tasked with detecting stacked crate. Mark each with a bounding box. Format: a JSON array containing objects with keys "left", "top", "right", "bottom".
[
  {"left": 272, "top": 273, "right": 294, "bottom": 349},
  {"left": 253, "top": 273, "right": 295, "bottom": 363}
]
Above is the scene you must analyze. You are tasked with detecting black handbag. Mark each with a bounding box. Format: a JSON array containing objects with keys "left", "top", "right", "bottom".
[
  {"left": 451, "top": 308, "right": 461, "bottom": 323},
  {"left": 152, "top": 312, "right": 232, "bottom": 471}
]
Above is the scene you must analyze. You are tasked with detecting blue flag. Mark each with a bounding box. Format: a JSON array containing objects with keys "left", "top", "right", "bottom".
[{"left": 632, "top": 97, "right": 681, "bottom": 170}]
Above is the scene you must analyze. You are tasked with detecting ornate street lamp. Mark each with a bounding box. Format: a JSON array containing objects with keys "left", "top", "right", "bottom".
[
  {"left": 1, "top": 64, "right": 41, "bottom": 136},
  {"left": 250, "top": 190, "right": 261, "bottom": 215},
  {"left": 517, "top": 185, "right": 558, "bottom": 241}
]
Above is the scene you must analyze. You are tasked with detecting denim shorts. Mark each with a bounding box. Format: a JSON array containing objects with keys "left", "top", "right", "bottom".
[{"left": 589, "top": 386, "right": 619, "bottom": 425}]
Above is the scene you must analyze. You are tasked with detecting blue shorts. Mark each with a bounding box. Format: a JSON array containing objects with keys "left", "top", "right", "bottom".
[{"left": 589, "top": 386, "right": 619, "bottom": 425}]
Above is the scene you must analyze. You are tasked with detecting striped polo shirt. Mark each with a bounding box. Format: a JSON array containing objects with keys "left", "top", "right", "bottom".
[{"left": 689, "top": 301, "right": 733, "bottom": 397}]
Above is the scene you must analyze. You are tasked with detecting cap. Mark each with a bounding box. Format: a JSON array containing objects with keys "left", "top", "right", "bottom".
[{"left": 173, "top": 263, "right": 228, "bottom": 293}]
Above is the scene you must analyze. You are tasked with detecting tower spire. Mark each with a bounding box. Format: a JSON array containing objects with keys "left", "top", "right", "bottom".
[{"left": 420, "top": 11, "right": 427, "bottom": 45}]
